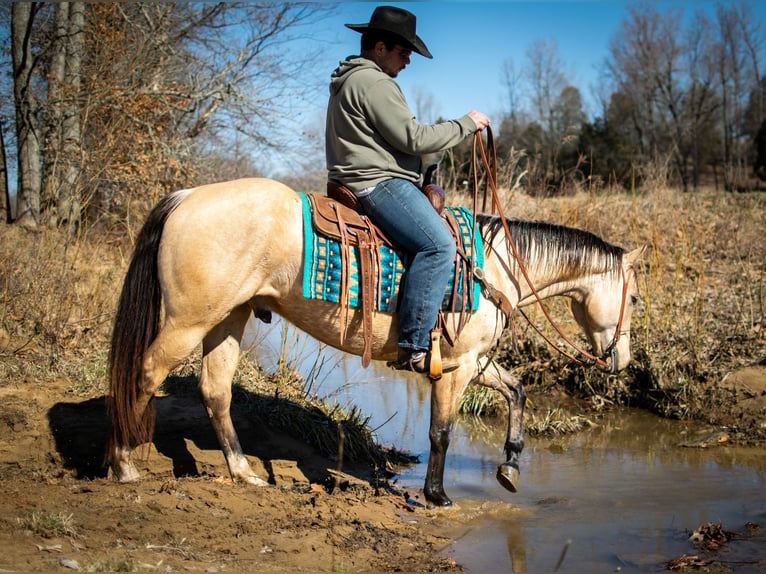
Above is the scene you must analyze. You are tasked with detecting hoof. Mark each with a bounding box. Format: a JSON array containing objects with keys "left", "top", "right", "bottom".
[
  {"left": 244, "top": 475, "right": 269, "bottom": 487},
  {"left": 426, "top": 498, "right": 454, "bottom": 509},
  {"left": 112, "top": 463, "right": 141, "bottom": 484},
  {"left": 496, "top": 463, "right": 519, "bottom": 493},
  {"left": 424, "top": 491, "right": 454, "bottom": 508}
]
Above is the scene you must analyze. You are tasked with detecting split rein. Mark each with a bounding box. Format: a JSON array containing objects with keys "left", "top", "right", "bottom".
[{"left": 470, "top": 127, "right": 630, "bottom": 373}]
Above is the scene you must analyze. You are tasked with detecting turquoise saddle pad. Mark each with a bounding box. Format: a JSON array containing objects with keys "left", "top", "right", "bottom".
[{"left": 299, "top": 193, "right": 483, "bottom": 313}]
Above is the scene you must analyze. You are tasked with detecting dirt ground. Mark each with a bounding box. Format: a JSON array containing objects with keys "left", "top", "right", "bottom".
[
  {"left": 0, "top": 379, "right": 459, "bottom": 572},
  {"left": 708, "top": 364, "right": 766, "bottom": 439},
  {"left": 0, "top": 366, "right": 764, "bottom": 573}
]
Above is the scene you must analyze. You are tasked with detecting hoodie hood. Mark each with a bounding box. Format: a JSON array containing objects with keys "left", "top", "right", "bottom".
[{"left": 329, "top": 56, "right": 380, "bottom": 96}]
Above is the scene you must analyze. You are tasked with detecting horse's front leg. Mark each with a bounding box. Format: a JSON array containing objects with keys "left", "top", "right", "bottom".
[
  {"left": 474, "top": 358, "right": 526, "bottom": 493},
  {"left": 199, "top": 307, "right": 268, "bottom": 486},
  {"left": 424, "top": 370, "right": 471, "bottom": 507}
]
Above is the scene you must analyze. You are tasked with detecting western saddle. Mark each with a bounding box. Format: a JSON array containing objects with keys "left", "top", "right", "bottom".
[{"left": 305, "top": 179, "right": 475, "bottom": 376}]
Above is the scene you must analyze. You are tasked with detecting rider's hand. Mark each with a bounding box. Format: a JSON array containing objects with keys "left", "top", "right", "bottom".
[{"left": 468, "top": 111, "right": 490, "bottom": 131}]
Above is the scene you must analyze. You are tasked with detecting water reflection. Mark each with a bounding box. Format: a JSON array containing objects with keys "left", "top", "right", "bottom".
[
  {"left": 243, "top": 318, "right": 435, "bottom": 453},
  {"left": 244, "top": 318, "right": 766, "bottom": 572},
  {"left": 436, "top": 411, "right": 766, "bottom": 572}
]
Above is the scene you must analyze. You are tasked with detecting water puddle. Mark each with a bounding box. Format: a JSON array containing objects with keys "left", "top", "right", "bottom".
[
  {"left": 246, "top": 320, "right": 766, "bottom": 572},
  {"left": 432, "top": 412, "right": 765, "bottom": 572}
]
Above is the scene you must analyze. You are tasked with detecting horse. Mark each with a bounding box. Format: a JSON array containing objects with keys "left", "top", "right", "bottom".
[{"left": 107, "top": 177, "right": 644, "bottom": 507}]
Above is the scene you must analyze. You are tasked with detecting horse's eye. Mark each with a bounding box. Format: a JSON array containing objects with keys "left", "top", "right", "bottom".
[{"left": 630, "top": 295, "right": 638, "bottom": 305}]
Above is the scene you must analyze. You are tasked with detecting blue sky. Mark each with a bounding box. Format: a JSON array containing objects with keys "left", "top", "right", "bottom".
[
  {"left": 312, "top": 1, "right": 766, "bottom": 119},
  {"left": 313, "top": 1, "right": 630, "bottom": 120},
  {"left": 271, "top": 1, "right": 766, "bottom": 175}
]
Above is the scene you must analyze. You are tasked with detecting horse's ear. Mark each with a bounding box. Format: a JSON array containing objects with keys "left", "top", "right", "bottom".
[{"left": 626, "top": 244, "right": 648, "bottom": 264}]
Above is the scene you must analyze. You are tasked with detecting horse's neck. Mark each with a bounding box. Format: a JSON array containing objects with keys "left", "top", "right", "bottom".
[
  {"left": 489, "top": 241, "right": 596, "bottom": 307},
  {"left": 518, "top": 265, "right": 587, "bottom": 306}
]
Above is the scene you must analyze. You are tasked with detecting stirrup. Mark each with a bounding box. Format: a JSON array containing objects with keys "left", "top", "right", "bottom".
[{"left": 387, "top": 350, "right": 458, "bottom": 380}]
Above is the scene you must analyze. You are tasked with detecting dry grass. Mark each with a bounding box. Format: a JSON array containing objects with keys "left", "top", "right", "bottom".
[
  {"left": 0, "top": 225, "right": 123, "bottom": 394},
  {"left": 458, "top": 180, "right": 765, "bottom": 436},
  {"left": 17, "top": 511, "right": 79, "bottom": 539},
  {"left": 1, "top": 178, "right": 764, "bottom": 438}
]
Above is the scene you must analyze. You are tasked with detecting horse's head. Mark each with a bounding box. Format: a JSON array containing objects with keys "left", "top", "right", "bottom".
[{"left": 570, "top": 245, "right": 646, "bottom": 373}]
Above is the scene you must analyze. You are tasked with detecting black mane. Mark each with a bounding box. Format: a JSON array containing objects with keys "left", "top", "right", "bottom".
[{"left": 477, "top": 214, "right": 625, "bottom": 277}]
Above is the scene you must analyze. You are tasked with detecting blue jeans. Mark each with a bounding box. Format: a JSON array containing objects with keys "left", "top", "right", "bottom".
[{"left": 358, "top": 178, "right": 456, "bottom": 352}]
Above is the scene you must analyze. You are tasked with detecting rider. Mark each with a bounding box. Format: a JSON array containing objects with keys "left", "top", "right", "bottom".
[{"left": 325, "top": 5, "right": 490, "bottom": 375}]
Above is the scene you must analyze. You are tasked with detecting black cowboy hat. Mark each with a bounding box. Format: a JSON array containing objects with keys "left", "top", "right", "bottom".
[{"left": 345, "top": 5, "right": 433, "bottom": 59}]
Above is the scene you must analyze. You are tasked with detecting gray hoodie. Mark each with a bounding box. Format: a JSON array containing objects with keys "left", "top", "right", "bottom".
[{"left": 326, "top": 56, "right": 477, "bottom": 193}]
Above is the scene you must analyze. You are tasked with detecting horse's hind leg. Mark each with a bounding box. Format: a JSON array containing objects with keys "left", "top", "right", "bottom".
[
  {"left": 475, "top": 358, "right": 526, "bottom": 493},
  {"left": 112, "top": 325, "right": 206, "bottom": 482},
  {"left": 199, "top": 304, "right": 267, "bottom": 486}
]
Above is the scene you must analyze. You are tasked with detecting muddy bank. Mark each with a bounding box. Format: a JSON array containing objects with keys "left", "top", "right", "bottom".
[
  {"left": 702, "top": 365, "right": 766, "bottom": 439},
  {"left": 0, "top": 366, "right": 764, "bottom": 572},
  {"left": 0, "top": 379, "right": 457, "bottom": 572}
]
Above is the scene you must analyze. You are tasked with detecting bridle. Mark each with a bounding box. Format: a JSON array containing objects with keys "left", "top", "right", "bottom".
[
  {"left": 471, "top": 128, "right": 633, "bottom": 373},
  {"left": 515, "top": 266, "right": 634, "bottom": 373}
]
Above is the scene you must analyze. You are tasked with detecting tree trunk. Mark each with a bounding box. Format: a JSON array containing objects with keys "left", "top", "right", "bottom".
[
  {"left": 11, "top": 2, "right": 42, "bottom": 229},
  {"left": 58, "top": 1, "right": 84, "bottom": 233},
  {"left": 0, "top": 122, "right": 9, "bottom": 224},
  {"left": 42, "top": 1, "right": 70, "bottom": 227}
]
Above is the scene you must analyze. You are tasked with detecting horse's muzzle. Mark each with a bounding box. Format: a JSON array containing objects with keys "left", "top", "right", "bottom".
[{"left": 608, "top": 347, "right": 619, "bottom": 373}]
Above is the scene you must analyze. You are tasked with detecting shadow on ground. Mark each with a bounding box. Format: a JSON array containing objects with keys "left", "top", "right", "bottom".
[{"left": 46, "top": 376, "right": 397, "bottom": 487}]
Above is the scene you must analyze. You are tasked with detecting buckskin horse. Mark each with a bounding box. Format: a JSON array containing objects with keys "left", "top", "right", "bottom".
[{"left": 107, "top": 176, "right": 644, "bottom": 507}]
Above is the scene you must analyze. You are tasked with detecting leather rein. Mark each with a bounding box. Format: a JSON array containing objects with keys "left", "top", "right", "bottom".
[{"left": 471, "top": 127, "right": 632, "bottom": 373}]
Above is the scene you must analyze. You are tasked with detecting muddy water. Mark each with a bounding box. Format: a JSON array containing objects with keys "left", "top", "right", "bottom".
[
  {"left": 434, "top": 414, "right": 765, "bottom": 572},
  {"left": 246, "top": 321, "right": 766, "bottom": 572}
]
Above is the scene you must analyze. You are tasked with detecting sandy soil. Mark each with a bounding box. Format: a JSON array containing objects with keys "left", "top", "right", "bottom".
[{"left": 0, "top": 379, "right": 458, "bottom": 572}]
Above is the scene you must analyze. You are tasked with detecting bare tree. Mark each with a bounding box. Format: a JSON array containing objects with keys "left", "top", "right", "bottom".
[
  {"left": 0, "top": 6, "right": 11, "bottom": 224},
  {"left": 736, "top": 3, "right": 765, "bottom": 138},
  {"left": 11, "top": 2, "right": 43, "bottom": 228},
  {"left": 41, "top": 2, "right": 68, "bottom": 226},
  {"left": 606, "top": 2, "right": 699, "bottom": 188},
  {"left": 78, "top": 3, "right": 334, "bottom": 222},
  {"left": 714, "top": 2, "right": 765, "bottom": 190},
  {"left": 525, "top": 38, "right": 568, "bottom": 187},
  {"left": 525, "top": 38, "right": 567, "bottom": 134},
  {"left": 57, "top": 1, "right": 84, "bottom": 231},
  {"left": 5, "top": 2, "right": 334, "bottom": 229},
  {"left": 684, "top": 8, "right": 721, "bottom": 190},
  {"left": 0, "top": 121, "right": 8, "bottom": 223},
  {"left": 411, "top": 87, "right": 439, "bottom": 125},
  {"left": 652, "top": 7, "right": 689, "bottom": 188},
  {"left": 41, "top": 2, "right": 84, "bottom": 232},
  {"left": 500, "top": 57, "right": 523, "bottom": 121}
]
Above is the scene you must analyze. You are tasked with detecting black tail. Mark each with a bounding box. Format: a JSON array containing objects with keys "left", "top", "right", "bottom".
[{"left": 106, "top": 193, "right": 183, "bottom": 465}]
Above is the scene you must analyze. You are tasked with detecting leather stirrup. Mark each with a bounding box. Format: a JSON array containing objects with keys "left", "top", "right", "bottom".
[{"left": 429, "top": 328, "right": 443, "bottom": 380}]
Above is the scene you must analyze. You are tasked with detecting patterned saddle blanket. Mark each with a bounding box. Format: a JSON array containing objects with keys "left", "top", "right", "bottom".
[{"left": 298, "top": 192, "right": 483, "bottom": 314}]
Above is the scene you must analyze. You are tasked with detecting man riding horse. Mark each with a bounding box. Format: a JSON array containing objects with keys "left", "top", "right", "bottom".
[
  {"left": 325, "top": 5, "right": 490, "bottom": 376},
  {"left": 106, "top": 4, "right": 643, "bottom": 509}
]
